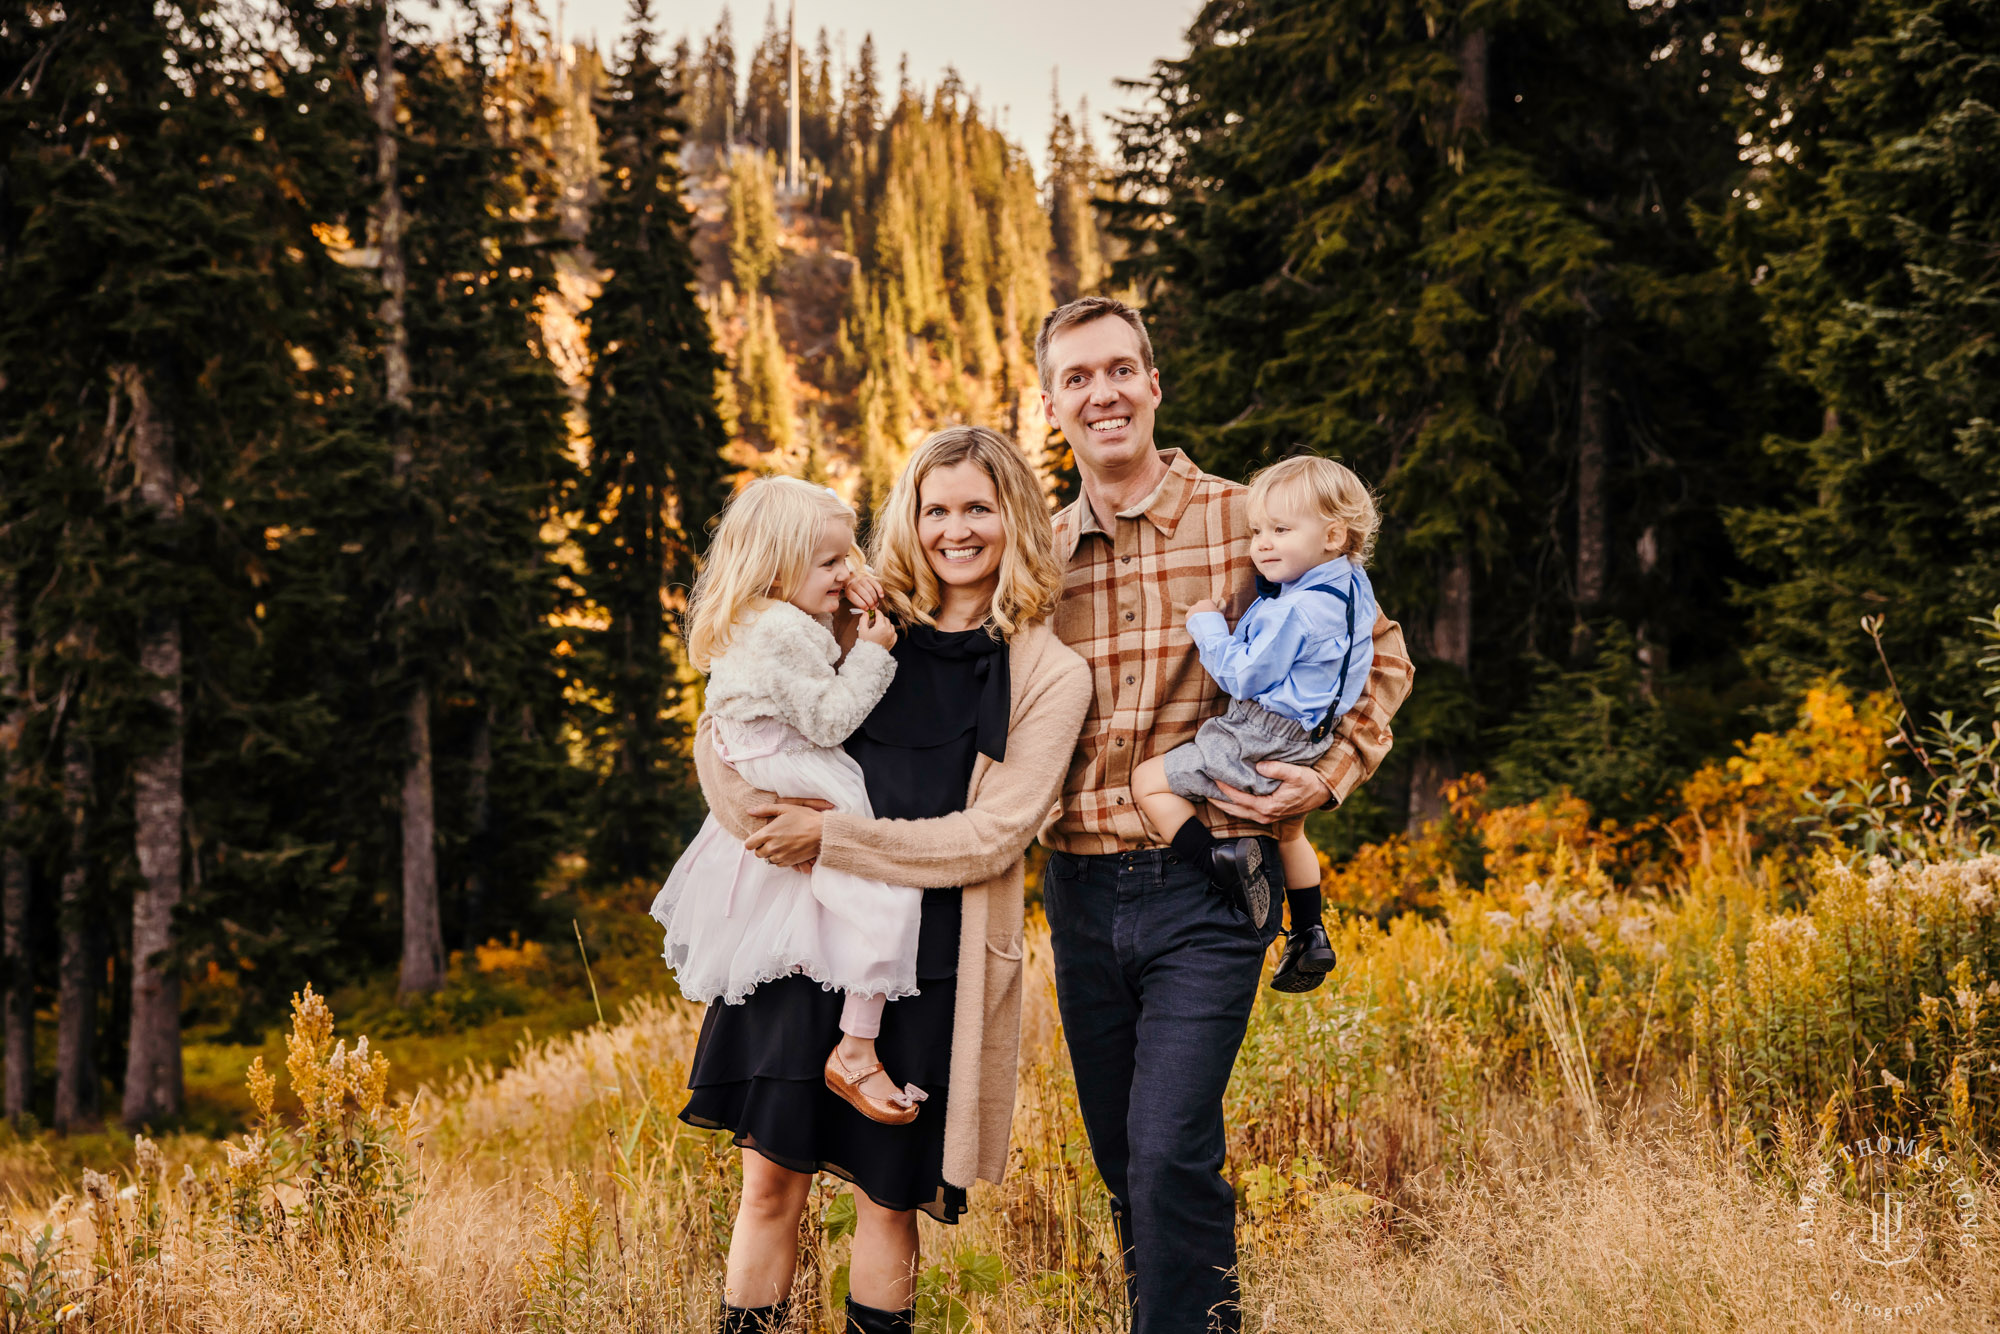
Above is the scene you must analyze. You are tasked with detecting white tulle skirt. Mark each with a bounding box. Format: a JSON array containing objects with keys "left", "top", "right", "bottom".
[{"left": 649, "top": 716, "right": 922, "bottom": 1006}]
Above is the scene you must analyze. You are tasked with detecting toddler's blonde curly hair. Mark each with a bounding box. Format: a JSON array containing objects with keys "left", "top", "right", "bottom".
[{"left": 1248, "top": 455, "right": 1381, "bottom": 567}]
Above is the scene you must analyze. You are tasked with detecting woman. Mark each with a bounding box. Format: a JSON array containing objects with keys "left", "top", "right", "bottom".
[{"left": 684, "top": 426, "right": 1092, "bottom": 1334}]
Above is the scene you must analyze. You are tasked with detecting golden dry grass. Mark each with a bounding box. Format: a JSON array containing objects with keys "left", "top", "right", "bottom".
[{"left": 6, "top": 919, "right": 1994, "bottom": 1333}]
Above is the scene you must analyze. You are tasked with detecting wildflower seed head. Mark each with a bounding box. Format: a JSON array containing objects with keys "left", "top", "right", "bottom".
[
  {"left": 82, "top": 1168, "right": 114, "bottom": 1206},
  {"left": 286, "top": 983, "right": 337, "bottom": 1117},
  {"left": 246, "top": 1055, "right": 276, "bottom": 1119},
  {"left": 133, "top": 1134, "right": 164, "bottom": 1184},
  {"left": 224, "top": 1132, "right": 270, "bottom": 1192},
  {"left": 357, "top": 1047, "right": 391, "bottom": 1116}
]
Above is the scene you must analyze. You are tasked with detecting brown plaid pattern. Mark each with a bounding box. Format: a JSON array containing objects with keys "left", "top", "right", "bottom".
[{"left": 1046, "top": 449, "right": 1414, "bottom": 855}]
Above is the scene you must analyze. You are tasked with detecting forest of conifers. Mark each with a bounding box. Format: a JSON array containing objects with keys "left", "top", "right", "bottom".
[{"left": 1, "top": 0, "right": 1995, "bottom": 1135}]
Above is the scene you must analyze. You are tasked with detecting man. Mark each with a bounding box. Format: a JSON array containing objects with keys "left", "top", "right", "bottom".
[{"left": 1036, "top": 296, "right": 1412, "bottom": 1333}]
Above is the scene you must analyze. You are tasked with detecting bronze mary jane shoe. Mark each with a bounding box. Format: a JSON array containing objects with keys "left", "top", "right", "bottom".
[{"left": 824, "top": 1049, "right": 926, "bottom": 1126}]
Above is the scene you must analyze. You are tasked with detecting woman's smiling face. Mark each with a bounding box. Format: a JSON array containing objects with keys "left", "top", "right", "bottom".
[{"left": 917, "top": 461, "right": 1005, "bottom": 601}]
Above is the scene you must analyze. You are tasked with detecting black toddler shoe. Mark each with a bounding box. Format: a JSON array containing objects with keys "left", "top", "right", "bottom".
[
  {"left": 1208, "top": 837, "right": 1271, "bottom": 930},
  {"left": 1269, "top": 923, "right": 1336, "bottom": 993}
]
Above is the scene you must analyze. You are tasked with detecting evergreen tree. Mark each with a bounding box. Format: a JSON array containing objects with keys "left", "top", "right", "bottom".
[
  {"left": 688, "top": 7, "right": 738, "bottom": 145},
  {"left": 1728, "top": 0, "right": 2000, "bottom": 709},
  {"left": 1046, "top": 87, "right": 1106, "bottom": 301},
  {"left": 357, "top": 3, "right": 582, "bottom": 996},
  {"left": 726, "top": 146, "right": 782, "bottom": 293},
  {"left": 580, "top": 0, "right": 732, "bottom": 881},
  {"left": 736, "top": 290, "right": 797, "bottom": 451},
  {"left": 1112, "top": 0, "right": 1762, "bottom": 828},
  {"left": 843, "top": 34, "right": 882, "bottom": 143},
  {"left": 2, "top": 0, "right": 390, "bottom": 1113},
  {"left": 365, "top": 1, "right": 446, "bottom": 998},
  {"left": 803, "top": 27, "right": 838, "bottom": 166},
  {"left": 741, "top": 4, "right": 787, "bottom": 149},
  {"left": 399, "top": 10, "right": 580, "bottom": 961},
  {"left": 812, "top": 65, "right": 1052, "bottom": 507}
]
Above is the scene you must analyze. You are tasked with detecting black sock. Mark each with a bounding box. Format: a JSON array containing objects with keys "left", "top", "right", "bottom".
[
  {"left": 1169, "top": 816, "right": 1218, "bottom": 872},
  {"left": 1286, "top": 887, "right": 1323, "bottom": 933}
]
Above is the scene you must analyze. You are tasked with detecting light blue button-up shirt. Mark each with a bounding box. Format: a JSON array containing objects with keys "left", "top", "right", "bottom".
[{"left": 1184, "top": 555, "right": 1377, "bottom": 730}]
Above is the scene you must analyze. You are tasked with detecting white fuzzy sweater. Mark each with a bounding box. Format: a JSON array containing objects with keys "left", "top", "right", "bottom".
[{"left": 704, "top": 601, "right": 897, "bottom": 748}]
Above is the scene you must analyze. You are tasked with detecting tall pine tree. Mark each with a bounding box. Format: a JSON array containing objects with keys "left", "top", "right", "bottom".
[
  {"left": 579, "top": 0, "right": 732, "bottom": 881},
  {"left": 1112, "top": 0, "right": 1762, "bottom": 828},
  {"left": 1728, "top": 0, "right": 2000, "bottom": 708}
]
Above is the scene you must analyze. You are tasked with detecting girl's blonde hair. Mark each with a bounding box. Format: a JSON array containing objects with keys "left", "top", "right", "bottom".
[
  {"left": 870, "top": 426, "right": 1064, "bottom": 639},
  {"left": 685, "top": 475, "right": 863, "bottom": 671},
  {"left": 1248, "top": 454, "right": 1381, "bottom": 566}
]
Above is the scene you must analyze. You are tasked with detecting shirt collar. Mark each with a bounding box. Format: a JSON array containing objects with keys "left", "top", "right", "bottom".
[
  {"left": 1068, "top": 448, "right": 1204, "bottom": 546},
  {"left": 1284, "top": 555, "right": 1355, "bottom": 595}
]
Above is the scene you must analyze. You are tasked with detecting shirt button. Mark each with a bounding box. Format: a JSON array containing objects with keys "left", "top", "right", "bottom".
[
  {"left": 1114, "top": 737, "right": 1124, "bottom": 747},
  {"left": 1122, "top": 555, "right": 1131, "bottom": 565},
  {"left": 1117, "top": 797, "right": 1126, "bottom": 805},
  {"left": 1125, "top": 675, "right": 1135, "bottom": 684},
  {"left": 1124, "top": 611, "right": 1134, "bottom": 622}
]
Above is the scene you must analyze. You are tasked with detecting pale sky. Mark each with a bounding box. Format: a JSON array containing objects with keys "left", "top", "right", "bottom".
[{"left": 554, "top": 0, "right": 1202, "bottom": 175}]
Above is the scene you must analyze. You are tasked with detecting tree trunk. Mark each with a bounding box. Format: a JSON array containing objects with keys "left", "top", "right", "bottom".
[
  {"left": 1636, "top": 524, "right": 1664, "bottom": 696},
  {"left": 461, "top": 704, "right": 492, "bottom": 953},
  {"left": 1572, "top": 327, "right": 1609, "bottom": 659},
  {"left": 375, "top": 8, "right": 412, "bottom": 425},
  {"left": 118, "top": 364, "right": 185, "bottom": 1125},
  {"left": 53, "top": 725, "right": 97, "bottom": 1133},
  {"left": 1454, "top": 28, "right": 1489, "bottom": 136},
  {"left": 399, "top": 684, "right": 444, "bottom": 995},
  {"left": 1, "top": 574, "right": 30, "bottom": 1124},
  {"left": 375, "top": 7, "right": 442, "bottom": 997},
  {"left": 1409, "top": 549, "right": 1473, "bottom": 831},
  {"left": 1410, "top": 25, "right": 1488, "bottom": 830}
]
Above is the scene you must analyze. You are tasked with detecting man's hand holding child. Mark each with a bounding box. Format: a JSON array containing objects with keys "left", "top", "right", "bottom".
[{"left": 1180, "top": 597, "right": 1330, "bottom": 820}]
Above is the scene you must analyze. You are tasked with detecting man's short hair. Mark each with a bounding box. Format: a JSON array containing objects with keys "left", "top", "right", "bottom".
[{"left": 1035, "top": 296, "right": 1155, "bottom": 393}]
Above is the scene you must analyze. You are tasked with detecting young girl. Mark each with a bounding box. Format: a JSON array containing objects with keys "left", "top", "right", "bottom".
[
  {"left": 1131, "top": 455, "right": 1380, "bottom": 994},
  {"left": 650, "top": 476, "right": 928, "bottom": 1125}
]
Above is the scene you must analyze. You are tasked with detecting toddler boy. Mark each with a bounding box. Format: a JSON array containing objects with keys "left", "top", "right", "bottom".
[{"left": 1131, "top": 454, "right": 1380, "bottom": 993}]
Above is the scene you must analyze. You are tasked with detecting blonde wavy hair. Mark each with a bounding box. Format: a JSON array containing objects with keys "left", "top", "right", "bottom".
[
  {"left": 1248, "top": 454, "right": 1382, "bottom": 567},
  {"left": 870, "top": 427, "right": 1064, "bottom": 640},
  {"left": 685, "top": 475, "right": 864, "bottom": 671}
]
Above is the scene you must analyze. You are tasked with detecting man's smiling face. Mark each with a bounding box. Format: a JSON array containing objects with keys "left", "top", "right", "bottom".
[{"left": 1042, "top": 315, "right": 1163, "bottom": 476}]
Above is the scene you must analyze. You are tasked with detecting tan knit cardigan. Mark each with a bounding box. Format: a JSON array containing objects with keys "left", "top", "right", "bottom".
[{"left": 692, "top": 619, "right": 1092, "bottom": 1189}]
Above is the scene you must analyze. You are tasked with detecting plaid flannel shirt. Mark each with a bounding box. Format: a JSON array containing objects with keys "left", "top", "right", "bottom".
[{"left": 1046, "top": 449, "right": 1413, "bottom": 856}]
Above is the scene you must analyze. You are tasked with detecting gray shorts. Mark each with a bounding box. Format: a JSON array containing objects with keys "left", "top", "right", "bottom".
[{"left": 1162, "top": 696, "right": 1337, "bottom": 802}]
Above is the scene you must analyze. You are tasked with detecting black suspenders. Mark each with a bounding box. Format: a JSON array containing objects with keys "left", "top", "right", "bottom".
[
  {"left": 1242, "top": 575, "right": 1358, "bottom": 742},
  {"left": 1307, "top": 583, "right": 1356, "bottom": 742}
]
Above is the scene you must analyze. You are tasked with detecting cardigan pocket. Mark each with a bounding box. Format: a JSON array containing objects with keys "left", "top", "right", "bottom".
[{"left": 986, "top": 936, "right": 1024, "bottom": 962}]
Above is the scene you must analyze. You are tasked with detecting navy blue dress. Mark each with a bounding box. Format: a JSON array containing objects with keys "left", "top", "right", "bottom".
[{"left": 680, "top": 624, "right": 1008, "bottom": 1222}]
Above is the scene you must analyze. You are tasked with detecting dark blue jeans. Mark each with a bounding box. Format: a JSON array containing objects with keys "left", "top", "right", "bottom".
[{"left": 1044, "top": 844, "right": 1282, "bottom": 1334}]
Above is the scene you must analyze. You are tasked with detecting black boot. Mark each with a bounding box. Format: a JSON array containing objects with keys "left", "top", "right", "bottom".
[
  {"left": 719, "top": 1300, "right": 787, "bottom": 1333},
  {"left": 1270, "top": 922, "right": 1336, "bottom": 993},
  {"left": 845, "top": 1295, "right": 915, "bottom": 1333}
]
